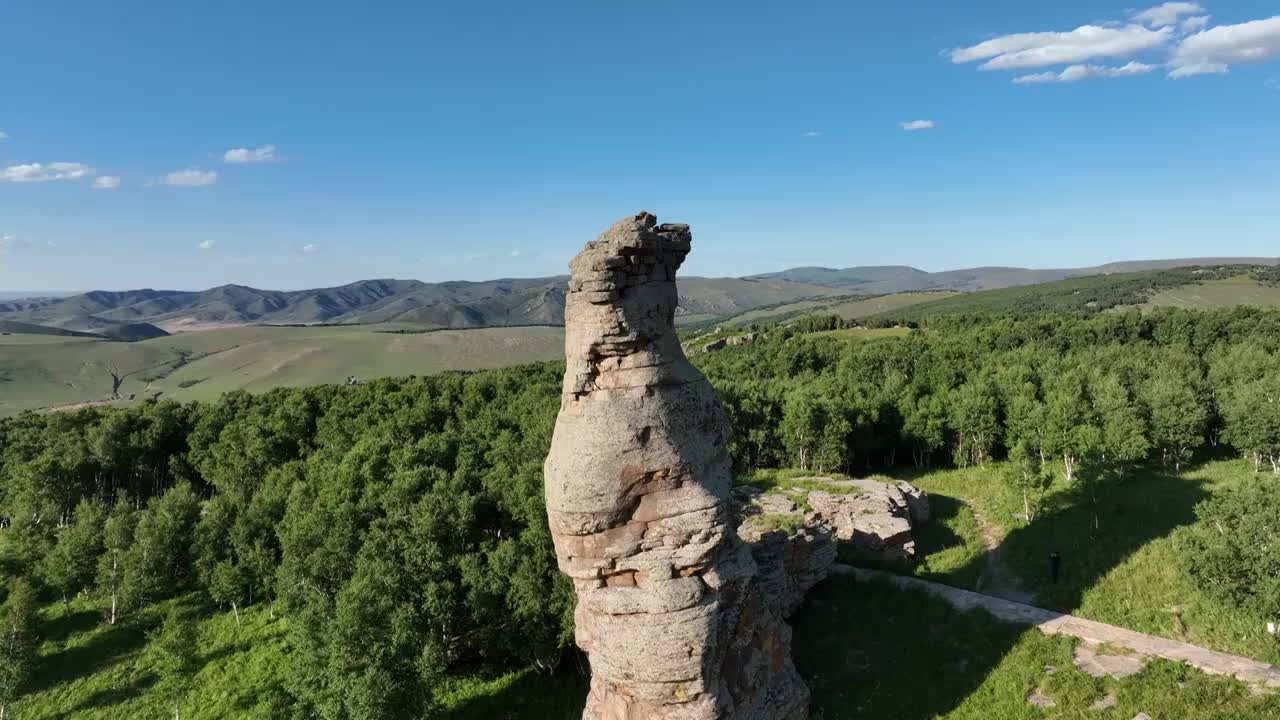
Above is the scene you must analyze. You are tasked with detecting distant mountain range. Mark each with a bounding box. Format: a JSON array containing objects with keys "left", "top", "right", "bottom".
[
  {"left": 750, "top": 258, "right": 1280, "bottom": 294},
  {"left": 0, "top": 277, "right": 844, "bottom": 333},
  {"left": 2, "top": 257, "right": 1276, "bottom": 334}
]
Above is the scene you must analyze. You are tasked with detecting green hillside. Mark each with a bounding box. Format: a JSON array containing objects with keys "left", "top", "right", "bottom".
[
  {"left": 0, "top": 324, "right": 563, "bottom": 415},
  {"left": 865, "top": 267, "right": 1280, "bottom": 322},
  {"left": 754, "top": 257, "right": 1279, "bottom": 294},
  {"left": 1137, "top": 275, "right": 1280, "bottom": 311},
  {"left": 0, "top": 277, "right": 841, "bottom": 332}
]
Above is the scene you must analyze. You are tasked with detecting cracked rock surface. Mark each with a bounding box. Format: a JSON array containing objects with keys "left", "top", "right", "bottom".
[{"left": 544, "top": 212, "right": 831, "bottom": 720}]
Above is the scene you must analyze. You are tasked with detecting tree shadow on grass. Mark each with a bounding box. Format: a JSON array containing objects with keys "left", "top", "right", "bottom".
[
  {"left": 40, "top": 607, "right": 100, "bottom": 645},
  {"left": 792, "top": 470, "right": 1210, "bottom": 720},
  {"left": 60, "top": 671, "right": 157, "bottom": 718},
  {"left": 29, "top": 619, "right": 151, "bottom": 692},
  {"left": 440, "top": 661, "right": 590, "bottom": 720}
]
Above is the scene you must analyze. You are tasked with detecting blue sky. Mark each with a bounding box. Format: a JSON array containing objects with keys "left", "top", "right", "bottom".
[{"left": 2, "top": 1, "right": 1278, "bottom": 291}]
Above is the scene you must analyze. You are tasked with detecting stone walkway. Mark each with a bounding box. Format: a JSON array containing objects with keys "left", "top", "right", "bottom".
[{"left": 832, "top": 565, "right": 1280, "bottom": 690}]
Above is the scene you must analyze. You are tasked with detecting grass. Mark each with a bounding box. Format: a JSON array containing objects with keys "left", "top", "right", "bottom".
[
  {"left": 0, "top": 323, "right": 564, "bottom": 416},
  {"left": 1135, "top": 275, "right": 1280, "bottom": 312},
  {"left": 793, "top": 574, "right": 1280, "bottom": 719},
  {"left": 19, "top": 577, "right": 1276, "bottom": 720},
  {"left": 890, "top": 458, "right": 1280, "bottom": 665},
  {"left": 14, "top": 594, "right": 290, "bottom": 719},
  {"left": 810, "top": 327, "right": 913, "bottom": 342},
  {"left": 14, "top": 592, "right": 588, "bottom": 720},
  {"left": 696, "top": 291, "right": 956, "bottom": 331}
]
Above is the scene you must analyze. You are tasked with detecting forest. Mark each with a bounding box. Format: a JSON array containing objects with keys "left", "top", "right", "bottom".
[{"left": 2, "top": 305, "right": 1280, "bottom": 718}]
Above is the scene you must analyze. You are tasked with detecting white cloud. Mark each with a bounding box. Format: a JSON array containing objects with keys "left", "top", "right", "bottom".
[
  {"left": 1267, "top": 77, "right": 1280, "bottom": 90},
  {"left": 800, "top": 130, "right": 823, "bottom": 137},
  {"left": 223, "top": 145, "right": 277, "bottom": 164},
  {"left": 162, "top": 169, "right": 218, "bottom": 187},
  {"left": 1013, "top": 61, "right": 1157, "bottom": 83},
  {"left": 0, "top": 131, "right": 8, "bottom": 140},
  {"left": 301, "top": 243, "right": 319, "bottom": 254},
  {"left": 1170, "top": 15, "right": 1280, "bottom": 78},
  {"left": 0, "top": 236, "right": 50, "bottom": 254},
  {"left": 1168, "top": 60, "right": 1230, "bottom": 77},
  {"left": 1179, "top": 16, "right": 1211, "bottom": 34},
  {"left": 1133, "top": 2, "right": 1204, "bottom": 28},
  {"left": 899, "top": 120, "right": 936, "bottom": 131},
  {"left": 950, "top": 24, "right": 1171, "bottom": 70},
  {"left": 509, "top": 250, "right": 521, "bottom": 257},
  {"left": 197, "top": 240, "right": 217, "bottom": 250},
  {"left": 0, "top": 162, "right": 94, "bottom": 183},
  {"left": 92, "top": 176, "right": 121, "bottom": 189}
]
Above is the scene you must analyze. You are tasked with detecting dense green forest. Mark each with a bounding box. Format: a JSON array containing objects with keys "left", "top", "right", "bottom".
[{"left": 2, "top": 305, "right": 1280, "bottom": 717}]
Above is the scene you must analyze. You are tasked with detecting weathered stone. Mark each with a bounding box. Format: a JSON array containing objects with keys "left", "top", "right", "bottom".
[
  {"left": 806, "top": 487, "right": 916, "bottom": 560},
  {"left": 1074, "top": 642, "right": 1147, "bottom": 679},
  {"left": 545, "top": 212, "right": 832, "bottom": 720},
  {"left": 1090, "top": 693, "right": 1118, "bottom": 710},
  {"left": 734, "top": 478, "right": 928, "bottom": 562},
  {"left": 1026, "top": 689, "right": 1056, "bottom": 708}
]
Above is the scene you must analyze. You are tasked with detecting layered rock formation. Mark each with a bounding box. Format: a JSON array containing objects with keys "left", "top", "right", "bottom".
[
  {"left": 544, "top": 212, "right": 831, "bottom": 720},
  {"left": 737, "top": 479, "right": 930, "bottom": 561}
]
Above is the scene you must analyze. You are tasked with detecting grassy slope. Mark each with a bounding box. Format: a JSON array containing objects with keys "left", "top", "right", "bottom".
[
  {"left": 1136, "top": 275, "right": 1280, "bottom": 311},
  {"left": 702, "top": 291, "right": 954, "bottom": 330},
  {"left": 0, "top": 324, "right": 564, "bottom": 415},
  {"left": 891, "top": 458, "right": 1280, "bottom": 666},
  {"left": 869, "top": 270, "right": 1280, "bottom": 322},
  {"left": 17, "top": 573, "right": 1275, "bottom": 719}
]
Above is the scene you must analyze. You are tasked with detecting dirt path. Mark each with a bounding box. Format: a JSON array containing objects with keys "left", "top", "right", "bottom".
[
  {"left": 834, "top": 565, "right": 1280, "bottom": 690},
  {"left": 961, "top": 499, "right": 1034, "bottom": 605}
]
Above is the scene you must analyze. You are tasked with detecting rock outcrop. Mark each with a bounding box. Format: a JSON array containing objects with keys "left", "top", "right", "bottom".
[
  {"left": 736, "top": 479, "right": 930, "bottom": 562},
  {"left": 544, "top": 212, "right": 830, "bottom": 720}
]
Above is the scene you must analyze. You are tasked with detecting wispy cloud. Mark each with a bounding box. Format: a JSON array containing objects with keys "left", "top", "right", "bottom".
[
  {"left": 223, "top": 145, "right": 277, "bottom": 164},
  {"left": 0, "top": 236, "right": 52, "bottom": 255},
  {"left": 0, "top": 131, "right": 9, "bottom": 141},
  {"left": 1179, "top": 16, "right": 1211, "bottom": 34},
  {"left": 1013, "top": 61, "right": 1156, "bottom": 84},
  {"left": 950, "top": 6, "right": 1280, "bottom": 84},
  {"left": 301, "top": 243, "right": 319, "bottom": 254},
  {"left": 800, "top": 130, "right": 823, "bottom": 137},
  {"left": 161, "top": 169, "right": 218, "bottom": 187},
  {"left": 92, "top": 176, "right": 121, "bottom": 190},
  {"left": 197, "top": 240, "right": 217, "bottom": 251},
  {"left": 1133, "top": 2, "right": 1204, "bottom": 28},
  {"left": 1267, "top": 77, "right": 1280, "bottom": 90},
  {"left": 1170, "top": 15, "right": 1280, "bottom": 78},
  {"left": 949, "top": 24, "right": 1171, "bottom": 71},
  {"left": 1, "top": 162, "right": 94, "bottom": 183},
  {"left": 899, "top": 120, "right": 936, "bottom": 131}
]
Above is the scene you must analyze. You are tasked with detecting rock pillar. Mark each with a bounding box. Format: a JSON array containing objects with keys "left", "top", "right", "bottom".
[{"left": 544, "top": 212, "right": 824, "bottom": 720}]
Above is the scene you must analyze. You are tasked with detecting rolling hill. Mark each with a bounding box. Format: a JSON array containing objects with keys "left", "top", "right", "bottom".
[
  {"left": 753, "top": 257, "right": 1280, "bottom": 294},
  {"left": 859, "top": 265, "right": 1280, "bottom": 322},
  {"left": 0, "top": 323, "right": 565, "bottom": 416},
  {"left": 0, "top": 277, "right": 844, "bottom": 332}
]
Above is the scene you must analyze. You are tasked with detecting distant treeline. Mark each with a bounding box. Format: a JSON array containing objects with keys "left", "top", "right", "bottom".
[{"left": 2, "top": 305, "right": 1280, "bottom": 717}]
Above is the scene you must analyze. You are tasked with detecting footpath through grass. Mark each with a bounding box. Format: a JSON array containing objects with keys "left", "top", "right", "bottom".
[
  {"left": 886, "top": 458, "right": 1280, "bottom": 666},
  {"left": 794, "top": 574, "right": 1280, "bottom": 720}
]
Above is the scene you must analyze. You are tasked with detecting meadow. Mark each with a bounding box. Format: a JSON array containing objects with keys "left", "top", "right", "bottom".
[{"left": 0, "top": 324, "right": 563, "bottom": 416}]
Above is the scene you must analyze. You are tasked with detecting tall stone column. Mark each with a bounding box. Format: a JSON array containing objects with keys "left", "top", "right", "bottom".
[{"left": 544, "top": 212, "right": 820, "bottom": 720}]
